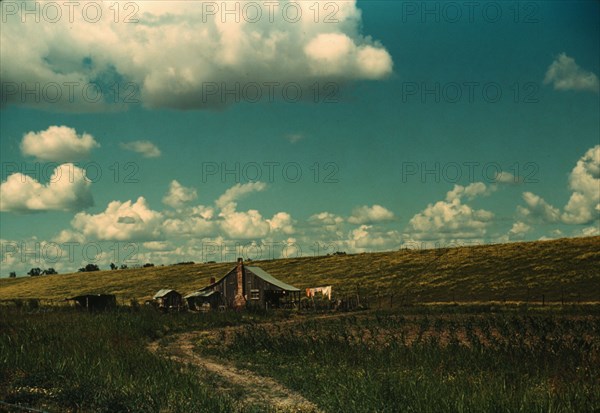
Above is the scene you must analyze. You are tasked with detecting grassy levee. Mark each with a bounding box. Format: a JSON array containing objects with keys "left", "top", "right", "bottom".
[{"left": 1, "top": 236, "right": 599, "bottom": 303}]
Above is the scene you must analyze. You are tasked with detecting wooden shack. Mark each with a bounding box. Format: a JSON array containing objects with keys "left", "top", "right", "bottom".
[
  {"left": 69, "top": 294, "right": 116, "bottom": 311},
  {"left": 184, "top": 290, "right": 221, "bottom": 311},
  {"left": 152, "top": 289, "right": 183, "bottom": 311},
  {"left": 200, "top": 258, "right": 301, "bottom": 309}
]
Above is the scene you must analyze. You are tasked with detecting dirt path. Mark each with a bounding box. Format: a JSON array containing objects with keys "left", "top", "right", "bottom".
[{"left": 149, "top": 323, "right": 325, "bottom": 412}]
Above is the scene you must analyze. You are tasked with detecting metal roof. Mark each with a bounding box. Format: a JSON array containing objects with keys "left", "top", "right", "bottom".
[
  {"left": 246, "top": 266, "right": 300, "bottom": 291},
  {"left": 153, "top": 289, "right": 179, "bottom": 299},
  {"left": 184, "top": 290, "right": 218, "bottom": 299}
]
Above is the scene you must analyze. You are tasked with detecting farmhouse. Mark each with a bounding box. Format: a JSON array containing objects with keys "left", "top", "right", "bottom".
[
  {"left": 198, "top": 258, "right": 301, "bottom": 309},
  {"left": 68, "top": 294, "right": 116, "bottom": 311},
  {"left": 152, "top": 289, "right": 183, "bottom": 310}
]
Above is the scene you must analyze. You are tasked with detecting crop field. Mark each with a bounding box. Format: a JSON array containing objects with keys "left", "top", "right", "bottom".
[{"left": 1, "top": 305, "right": 599, "bottom": 412}]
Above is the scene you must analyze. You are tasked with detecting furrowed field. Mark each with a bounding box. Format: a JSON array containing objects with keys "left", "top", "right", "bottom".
[{"left": 1, "top": 305, "right": 599, "bottom": 412}]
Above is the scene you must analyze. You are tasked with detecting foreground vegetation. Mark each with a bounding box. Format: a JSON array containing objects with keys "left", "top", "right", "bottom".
[
  {"left": 1, "top": 236, "right": 599, "bottom": 303},
  {"left": 2, "top": 305, "right": 599, "bottom": 412},
  {"left": 201, "top": 306, "right": 600, "bottom": 412},
  {"left": 0, "top": 307, "right": 283, "bottom": 412}
]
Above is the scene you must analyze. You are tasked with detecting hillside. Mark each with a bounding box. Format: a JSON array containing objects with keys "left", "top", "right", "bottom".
[{"left": 1, "top": 236, "right": 599, "bottom": 304}]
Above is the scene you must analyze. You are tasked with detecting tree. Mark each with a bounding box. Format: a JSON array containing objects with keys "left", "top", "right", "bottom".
[
  {"left": 43, "top": 268, "right": 57, "bottom": 275},
  {"left": 28, "top": 268, "right": 42, "bottom": 276},
  {"left": 9, "top": 272, "right": 16, "bottom": 278},
  {"left": 143, "top": 263, "right": 155, "bottom": 268},
  {"left": 79, "top": 264, "right": 100, "bottom": 272},
  {"left": 120, "top": 264, "right": 128, "bottom": 270},
  {"left": 110, "top": 263, "right": 117, "bottom": 270}
]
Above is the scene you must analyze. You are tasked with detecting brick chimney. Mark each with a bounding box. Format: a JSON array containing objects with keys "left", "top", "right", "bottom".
[
  {"left": 233, "top": 257, "right": 246, "bottom": 309},
  {"left": 210, "top": 277, "right": 216, "bottom": 284}
]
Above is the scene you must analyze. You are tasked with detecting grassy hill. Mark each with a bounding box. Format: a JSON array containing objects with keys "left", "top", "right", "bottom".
[{"left": 1, "top": 236, "right": 599, "bottom": 304}]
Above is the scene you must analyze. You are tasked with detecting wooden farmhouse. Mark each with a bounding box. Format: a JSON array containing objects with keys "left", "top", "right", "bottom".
[{"left": 195, "top": 258, "right": 301, "bottom": 309}]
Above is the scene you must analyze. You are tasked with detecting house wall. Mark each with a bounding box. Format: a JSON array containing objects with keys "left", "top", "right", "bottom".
[{"left": 211, "top": 267, "right": 286, "bottom": 308}]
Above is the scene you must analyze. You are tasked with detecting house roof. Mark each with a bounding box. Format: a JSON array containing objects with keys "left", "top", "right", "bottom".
[
  {"left": 153, "top": 289, "right": 179, "bottom": 299},
  {"left": 246, "top": 266, "right": 300, "bottom": 292},
  {"left": 184, "top": 290, "right": 218, "bottom": 299}
]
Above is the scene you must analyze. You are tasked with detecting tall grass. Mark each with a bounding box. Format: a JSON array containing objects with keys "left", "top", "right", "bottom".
[
  {"left": 0, "top": 307, "right": 259, "bottom": 412},
  {"left": 202, "top": 309, "right": 600, "bottom": 412}
]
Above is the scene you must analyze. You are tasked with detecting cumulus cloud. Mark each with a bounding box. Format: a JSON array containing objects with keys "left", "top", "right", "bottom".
[
  {"left": 562, "top": 145, "right": 600, "bottom": 224},
  {"left": 1, "top": 0, "right": 393, "bottom": 111},
  {"left": 518, "top": 146, "right": 599, "bottom": 225},
  {"left": 120, "top": 140, "right": 161, "bottom": 158},
  {"left": 20, "top": 126, "right": 99, "bottom": 161},
  {"left": 494, "top": 171, "right": 523, "bottom": 185},
  {"left": 0, "top": 163, "right": 93, "bottom": 212},
  {"left": 517, "top": 192, "right": 561, "bottom": 223},
  {"left": 268, "top": 212, "right": 296, "bottom": 234},
  {"left": 162, "top": 180, "right": 198, "bottom": 209},
  {"left": 508, "top": 221, "right": 531, "bottom": 239},
  {"left": 348, "top": 204, "right": 395, "bottom": 224},
  {"left": 347, "top": 224, "right": 401, "bottom": 252},
  {"left": 544, "top": 53, "right": 599, "bottom": 93},
  {"left": 220, "top": 209, "right": 271, "bottom": 239},
  {"left": 215, "top": 182, "right": 267, "bottom": 210},
  {"left": 71, "top": 197, "right": 163, "bottom": 241},
  {"left": 163, "top": 205, "right": 216, "bottom": 238},
  {"left": 446, "top": 182, "right": 494, "bottom": 202},
  {"left": 406, "top": 183, "right": 494, "bottom": 240}
]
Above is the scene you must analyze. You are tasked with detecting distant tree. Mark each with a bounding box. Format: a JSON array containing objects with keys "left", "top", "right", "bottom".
[
  {"left": 27, "top": 267, "right": 42, "bottom": 276},
  {"left": 9, "top": 271, "right": 16, "bottom": 278},
  {"left": 79, "top": 263, "right": 100, "bottom": 272},
  {"left": 110, "top": 263, "right": 117, "bottom": 270},
  {"left": 143, "top": 263, "right": 154, "bottom": 268},
  {"left": 42, "top": 268, "right": 58, "bottom": 275},
  {"left": 120, "top": 264, "right": 128, "bottom": 270}
]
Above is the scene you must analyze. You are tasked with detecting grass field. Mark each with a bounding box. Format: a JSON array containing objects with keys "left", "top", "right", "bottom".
[
  {"left": 1, "top": 236, "right": 599, "bottom": 412},
  {"left": 1, "top": 236, "right": 599, "bottom": 303},
  {"left": 201, "top": 307, "right": 600, "bottom": 412},
  {"left": 1, "top": 305, "right": 599, "bottom": 412}
]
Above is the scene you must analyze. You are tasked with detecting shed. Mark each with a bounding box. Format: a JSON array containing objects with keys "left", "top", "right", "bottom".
[
  {"left": 184, "top": 290, "right": 221, "bottom": 311},
  {"left": 69, "top": 294, "right": 116, "bottom": 311},
  {"left": 200, "top": 258, "right": 301, "bottom": 309},
  {"left": 153, "top": 289, "right": 183, "bottom": 310}
]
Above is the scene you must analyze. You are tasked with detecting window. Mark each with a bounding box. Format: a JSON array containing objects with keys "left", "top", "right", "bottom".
[{"left": 250, "top": 289, "right": 260, "bottom": 300}]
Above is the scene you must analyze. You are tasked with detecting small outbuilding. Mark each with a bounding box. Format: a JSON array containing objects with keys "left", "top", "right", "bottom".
[
  {"left": 184, "top": 290, "right": 222, "bottom": 311},
  {"left": 153, "top": 289, "right": 183, "bottom": 311},
  {"left": 69, "top": 294, "right": 116, "bottom": 311}
]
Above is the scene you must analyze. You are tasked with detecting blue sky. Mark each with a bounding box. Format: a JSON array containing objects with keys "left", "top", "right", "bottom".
[{"left": 1, "top": 1, "right": 599, "bottom": 275}]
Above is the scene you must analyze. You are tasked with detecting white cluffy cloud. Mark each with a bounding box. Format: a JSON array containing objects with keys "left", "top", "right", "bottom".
[
  {"left": 21, "top": 126, "right": 99, "bottom": 161},
  {"left": 120, "top": 141, "right": 161, "bottom": 158},
  {"left": 406, "top": 183, "right": 495, "bottom": 240},
  {"left": 71, "top": 197, "right": 164, "bottom": 241},
  {"left": 1, "top": 0, "right": 393, "bottom": 110},
  {"left": 0, "top": 163, "right": 93, "bottom": 212},
  {"left": 544, "top": 53, "right": 599, "bottom": 93},
  {"left": 348, "top": 204, "right": 395, "bottom": 224},
  {"left": 518, "top": 145, "right": 600, "bottom": 225},
  {"left": 163, "top": 180, "right": 198, "bottom": 209}
]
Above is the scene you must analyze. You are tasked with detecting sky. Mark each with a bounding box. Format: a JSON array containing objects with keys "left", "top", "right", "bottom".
[{"left": 1, "top": 0, "right": 599, "bottom": 275}]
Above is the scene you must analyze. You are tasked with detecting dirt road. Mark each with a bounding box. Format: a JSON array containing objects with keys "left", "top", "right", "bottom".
[{"left": 149, "top": 325, "right": 324, "bottom": 412}]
